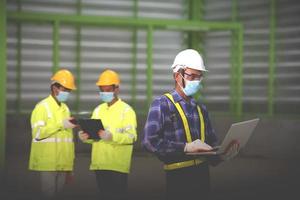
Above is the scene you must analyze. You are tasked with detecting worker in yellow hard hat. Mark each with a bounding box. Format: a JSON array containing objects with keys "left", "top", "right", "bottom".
[
  {"left": 29, "top": 69, "right": 78, "bottom": 199},
  {"left": 79, "top": 69, "right": 137, "bottom": 200}
]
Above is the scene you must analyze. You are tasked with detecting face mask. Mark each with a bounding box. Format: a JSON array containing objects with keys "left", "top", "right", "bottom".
[
  {"left": 56, "top": 91, "right": 70, "bottom": 102},
  {"left": 178, "top": 74, "right": 202, "bottom": 96},
  {"left": 183, "top": 80, "right": 202, "bottom": 96},
  {"left": 99, "top": 92, "right": 114, "bottom": 103}
]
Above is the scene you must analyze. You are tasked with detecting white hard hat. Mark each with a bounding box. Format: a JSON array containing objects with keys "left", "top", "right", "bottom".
[{"left": 171, "top": 49, "right": 207, "bottom": 72}]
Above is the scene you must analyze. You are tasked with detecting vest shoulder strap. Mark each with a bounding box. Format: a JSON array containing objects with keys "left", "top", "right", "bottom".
[{"left": 164, "top": 93, "right": 205, "bottom": 142}]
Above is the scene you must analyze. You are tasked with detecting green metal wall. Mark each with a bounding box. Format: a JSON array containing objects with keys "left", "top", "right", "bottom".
[
  {"left": 5, "top": 0, "right": 243, "bottom": 116},
  {"left": 0, "top": 0, "right": 7, "bottom": 177},
  {"left": 6, "top": 0, "right": 299, "bottom": 119},
  {"left": 3, "top": 0, "right": 300, "bottom": 171},
  {"left": 203, "top": 0, "right": 300, "bottom": 118},
  {"left": 1, "top": 0, "right": 244, "bottom": 171}
]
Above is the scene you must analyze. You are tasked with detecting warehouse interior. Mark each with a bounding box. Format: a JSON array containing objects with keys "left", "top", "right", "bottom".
[{"left": 1, "top": 0, "right": 300, "bottom": 199}]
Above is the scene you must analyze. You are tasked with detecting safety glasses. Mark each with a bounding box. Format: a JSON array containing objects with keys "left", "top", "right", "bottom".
[{"left": 183, "top": 72, "right": 203, "bottom": 81}]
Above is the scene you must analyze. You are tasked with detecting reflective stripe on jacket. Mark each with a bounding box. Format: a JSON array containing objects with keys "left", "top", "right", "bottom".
[
  {"left": 88, "top": 99, "right": 137, "bottom": 173},
  {"left": 29, "top": 95, "right": 74, "bottom": 171}
]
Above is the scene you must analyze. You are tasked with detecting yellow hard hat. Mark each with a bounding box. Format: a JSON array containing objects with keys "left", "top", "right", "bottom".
[
  {"left": 51, "top": 69, "right": 76, "bottom": 90},
  {"left": 96, "top": 69, "right": 120, "bottom": 86}
]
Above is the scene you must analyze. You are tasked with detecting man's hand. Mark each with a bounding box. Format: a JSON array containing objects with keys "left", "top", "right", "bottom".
[
  {"left": 221, "top": 140, "right": 240, "bottom": 161},
  {"left": 78, "top": 131, "right": 89, "bottom": 141},
  {"left": 98, "top": 129, "right": 112, "bottom": 141},
  {"left": 184, "top": 139, "right": 213, "bottom": 153},
  {"left": 62, "top": 117, "right": 77, "bottom": 129}
]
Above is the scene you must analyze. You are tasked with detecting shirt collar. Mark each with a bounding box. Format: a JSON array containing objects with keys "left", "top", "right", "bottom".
[
  {"left": 48, "top": 94, "right": 61, "bottom": 109},
  {"left": 104, "top": 98, "right": 121, "bottom": 109},
  {"left": 170, "top": 90, "right": 197, "bottom": 107}
]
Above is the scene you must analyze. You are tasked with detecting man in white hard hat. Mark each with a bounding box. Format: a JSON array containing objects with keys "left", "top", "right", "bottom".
[{"left": 142, "top": 49, "right": 239, "bottom": 200}]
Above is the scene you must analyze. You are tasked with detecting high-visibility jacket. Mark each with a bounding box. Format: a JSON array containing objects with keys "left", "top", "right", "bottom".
[
  {"left": 87, "top": 99, "right": 137, "bottom": 173},
  {"left": 29, "top": 95, "right": 74, "bottom": 171}
]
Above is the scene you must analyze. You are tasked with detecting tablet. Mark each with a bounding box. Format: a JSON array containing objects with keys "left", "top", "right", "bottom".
[{"left": 72, "top": 118, "right": 104, "bottom": 140}]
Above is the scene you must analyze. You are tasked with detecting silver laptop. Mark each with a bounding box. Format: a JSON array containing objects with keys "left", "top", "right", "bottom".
[{"left": 186, "top": 118, "right": 260, "bottom": 156}]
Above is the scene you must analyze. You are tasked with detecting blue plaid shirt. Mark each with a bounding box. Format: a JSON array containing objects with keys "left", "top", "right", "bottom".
[{"left": 142, "top": 90, "right": 218, "bottom": 164}]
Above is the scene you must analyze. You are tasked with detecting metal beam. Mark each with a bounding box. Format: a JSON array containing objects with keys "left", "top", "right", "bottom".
[
  {"left": 188, "top": 0, "right": 205, "bottom": 101},
  {"left": 268, "top": 0, "right": 276, "bottom": 116},
  {"left": 0, "top": 0, "right": 7, "bottom": 177},
  {"left": 230, "top": 0, "right": 238, "bottom": 116},
  {"left": 146, "top": 26, "right": 153, "bottom": 107},
  {"left": 8, "top": 11, "right": 241, "bottom": 31},
  {"left": 52, "top": 20, "right": 60, "bottom": 73},
  {"left": 130, "top": 0, "right": 138, "bottom": 107},
  {"left": 236, "top": 26, "right": 244, "bottom": 119},
  {"left": 7, "top": 10, "right": 243, "bottom": 117},
  {"left": 16, "top": 0, "right": 22, "bottom": 114},
  {"left": 16, "top": 22, "right": 22, "bottom": 114},
  {"left": 74, "top": 0, "right": 82, "bottom": 114}
]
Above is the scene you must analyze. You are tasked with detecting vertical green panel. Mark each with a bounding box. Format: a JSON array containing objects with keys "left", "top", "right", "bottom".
[
  {"left": 188, "top": 0, "right": 203, "bottom": 51},
  {"left": 146, "top": 26, "right": 153, "bottom": 108},
  {"left": 16, "top": 22, "right": 22, "bottom": 114},
  {"left": 133, "top": 0, "right": 138, "bottom": 18},
  {"left": 231, "top": 0, "right": 244, "bottom": 118},
  {"left": 236, "top": 26, "right": 244, "bottom": 119},
  {"left": 189, "top": 0, "right": 204, "bottom": 21},
  {"left": 52, "top": 20, "right": 60, "bottom": 73},
  {"left": 74, "top": 28, "right": 81, "bottom": 113},
  {"left": 230, "top": 30, "right": 237, "bottom": 115},
  {"left": 188, "top": 0, "right": 205, "bottom": 101},
  {"left": 75, "top": 0, "right": 82, "bottom": 113},
  {"left": 16, "top": 0, "right": 22, "bottom": 114},
  {"left": 268, "top": 0, "right": 276, "bottom": 116},
  {"left": 131, "top": 31, "right": 137, "bottom": 107},
  {"left": 131, "top": 0, "right": 138, "bottom": 107},
  {"left": 230, "top": 0, "right": 238, "bottom": 115},
  {"left": 0, "top": 0, "right": 7, "bottom": 175},
  {"left": 231, "top": 0, "right": 238, "bottom": 21}
]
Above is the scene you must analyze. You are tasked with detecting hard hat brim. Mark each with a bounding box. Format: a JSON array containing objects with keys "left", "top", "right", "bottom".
[{"left": 171, "top": 64, "right": 208, "bottom": 72}]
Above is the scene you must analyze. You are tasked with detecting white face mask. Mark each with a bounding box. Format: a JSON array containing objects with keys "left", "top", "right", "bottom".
[
  {"left": 99, "top": 92, "right": 114, "bottom": 103},
  {"left": 56, "top": 91, "right": 70, "bottom": 102},
  {"left": 178, "top": 74, "right": 202, "bottom": 96}
]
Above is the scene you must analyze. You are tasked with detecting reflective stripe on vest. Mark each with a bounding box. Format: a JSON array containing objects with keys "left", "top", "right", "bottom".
[
  {"left": 34, "top": 102, "right": 53, "bottom": 141},
  {"left": 164, "top": 159, "right": 202, "bottom": 170},
  {"left": 41, "top": 102, "right": 52, "bottom": 118},
  {"left": 95, "top": 106, "right": 101, "bottom": 119},
  {"left": 33, "top": 138, "right": 73, "bottom": 143},
  {"left": 164, "top": 93, "right": 205, "bottom": 142},
  {"left": 31, "top": 120, "right": 45, "bottom": 129},
  {"left": 164, "top": 93, "right": 206, "bottom": 170}
]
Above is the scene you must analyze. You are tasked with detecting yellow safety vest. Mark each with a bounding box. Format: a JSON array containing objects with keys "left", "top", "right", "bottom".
[
  {"left": 163, "top": 93, "right": 206, "bottom": 170},
  {"left": 87, "top": 99, "right": 137, "bottom": 173},
  {"left": 29, "top": 95, "right": 74, "bottom": 171}
]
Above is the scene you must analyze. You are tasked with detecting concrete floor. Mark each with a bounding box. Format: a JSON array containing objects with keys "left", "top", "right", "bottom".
[
  {"left": 1, "top": 151, "right": 299, "bottom": 200},
  {"left": 2, "top": 115, "right": 300, "bottom": 199}
]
